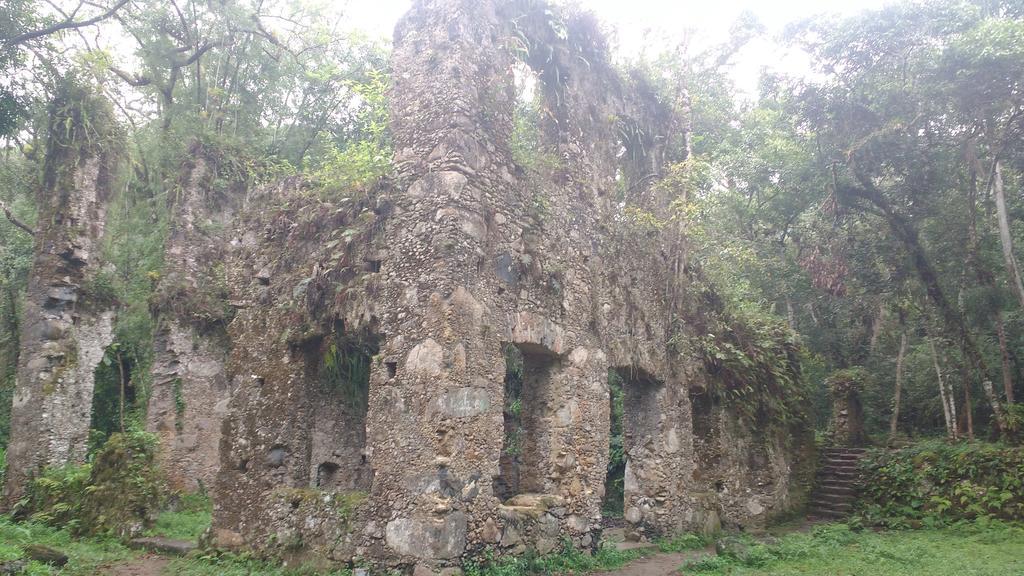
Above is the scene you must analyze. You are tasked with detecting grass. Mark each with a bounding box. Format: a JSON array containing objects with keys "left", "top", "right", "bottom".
[
  {"left": 687, "top": 520, "right": 1024, "bottom": 575},
  {"left": 166, "top": 551, "right": 356, "bottom": 575},
  {"left": 463, "top": 542, "right": 646, "bottom": 576},
  {"left": 0, "top": 515, "right": 136, "bottom": 575},
  {"left": 463, "top": 532, "right": 709, "bottom": 576},
  {"left": 145, "top": 492, "right": 212, "bottom": 541},
  {"left": 3, "top": 512, "right": 1023, "bottom": 576}
]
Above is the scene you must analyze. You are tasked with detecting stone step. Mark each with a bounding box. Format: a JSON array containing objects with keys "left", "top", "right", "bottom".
[
  {"left": 819, "top": 450, "right": 860, "bottom": 459},
  {"left": 817, "top": 487, "right": 855, "bottom": 499},
  {"left": 811, "top": 496, "right": 851, "bottom": 508},
  {"left": 815, "top": 479, "right": 856, "bottom": 487},
  {"left": 809, "top": 507, "right": 850, "bottom": 519},
  {"left": 819, "top": 467, "right": 860, "bottom": 475},
  {"left": 614, "top": 540, "right": 659, "bottom": 552},
  {"left": 822, "top": 447, "right": 867, "bottom": 453},
  {"left": 819, "top": 463, "right": 860, "bottom": 473},
  {"left": 128, "top": 537, "right": 196, "bottom": 556}
]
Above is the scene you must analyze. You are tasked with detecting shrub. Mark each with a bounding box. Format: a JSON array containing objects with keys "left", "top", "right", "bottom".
[
  {"left": 18, "top": 430, "right": 166, "bottom": 538},
  {"left": 855, "top": 441, "right": 1024, "bottom": 526}
]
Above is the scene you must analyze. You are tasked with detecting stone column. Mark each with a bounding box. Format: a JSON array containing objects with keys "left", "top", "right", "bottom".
[
  {"left": 2, "top": 83, "right": 121, "bottom": 507},
  {"left": 368, "top": 0, "right": 519, "bottom": 565},
  {"left": 147, "top": 152, "right": 235, "bottom": 494}
]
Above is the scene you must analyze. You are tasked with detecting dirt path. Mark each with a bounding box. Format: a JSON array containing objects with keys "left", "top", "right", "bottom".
[{"left": 97, "top": 554, "right": 171, "bottom": 576}]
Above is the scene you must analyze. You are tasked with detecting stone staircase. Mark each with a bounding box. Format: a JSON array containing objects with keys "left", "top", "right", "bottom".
[{"left": 809, "top": 447, "right": 866, "bottom": 519}]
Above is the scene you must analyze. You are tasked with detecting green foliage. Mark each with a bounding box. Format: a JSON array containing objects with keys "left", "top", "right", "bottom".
[
  {"left": 501, "top": 344, "right": 525, "bottom": 458},
  {"left": 826, "top": 367, "right": 870, "bottom": 395},
  {"left": 18, "top": 463, "right": 92, "bottom": 533},
  {"left": 0, "top": 153, "right": 35, "bottom": 448},
  {"left": 319, "top": 334, "right": 378, "bottom": 412},
  {"left": 686, "top": 520, "right": 1024, "bottom": 576},
  {"left": 18, "top": 431, "right": 165, "bottom": 538},
  {"left": 146, "top": 492, "right": 211, "bottom": 541},
  {"left": 0, "top": 515, "right": 136, "bottom": 576},
  {"left": 168, "top": 549, "right": 355, "bottom": 576},
  {"left": 684, "top": 297, "right": 810, "bottom": 432},
  {"left": 313, "top": 70, "right": 392, "bottom": 196},
  {"left": 463, "top": 540, "right": 645, "bottom": 576},
  {"left": 603, "top": 370, "right": 626, "bottom": 517},
  {"left": 173, "top": 378, "right": 186, "bottom": 432},
  {"left": 656, "top": 531, "right": 710, "bottom": 553},
  {"left": 855, "top": 441, "right": 1024, "bottom": 526},
  {"left": 510, "top": 87, "right": 560, "bottom": 176}
]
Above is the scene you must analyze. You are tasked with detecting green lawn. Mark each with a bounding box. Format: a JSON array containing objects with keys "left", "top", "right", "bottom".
[
  {"left": 145, "top": 492, "right": 212, "bottom": 541},
  {"left": 685, "top": 521, "right": 1024, "bottom": 576},
  {"left": 2, "top": 514, "right": 1022, "bottom": 575}
]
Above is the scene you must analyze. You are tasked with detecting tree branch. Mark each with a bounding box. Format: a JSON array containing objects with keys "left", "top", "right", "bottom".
[
  {"left": 3, "top": 0, "right": 131, "bottom": 48},
  {"left": 0, "top": 200, "right": 35, "bottom": 236}
]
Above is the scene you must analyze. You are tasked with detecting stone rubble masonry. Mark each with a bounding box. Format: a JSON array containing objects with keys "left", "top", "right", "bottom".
[
  {"left": 2, "top": 85, "right": 122, "bottom": 507},
  {"left": 0, "top": 0, "right": 815, "bottom": 570},
  {"left": 208, "top": 0, "right": 815, "bottom": 571},
  {"left": 147, "top": 151, "right": 237, "bottom": 494}
]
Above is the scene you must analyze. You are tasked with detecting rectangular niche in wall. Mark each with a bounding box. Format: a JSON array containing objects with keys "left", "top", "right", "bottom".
[
  {"left": 604, "top": 366, "right": 662, "bottom": 517},
  {"left": 307, "top": 327, "right": 379, "bottom": 492},
  {"left": 689, "top": 386, "right": 720, "bottom": 487},
  {"left": 493, "top": 342, "right": 559, "bottom": 501}
]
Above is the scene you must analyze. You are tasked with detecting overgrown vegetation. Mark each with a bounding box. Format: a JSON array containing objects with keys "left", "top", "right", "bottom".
[
  {"left": 318, "top": 332, "right": 378, "bottom": 412},
  {"left": 462, "top": 540, "right": 645, "bottom": 576},
  {"left": 0, "top": 516, "right": 136, "bottom": 576},
  {"left": 602, "top": 370, "right": 626, "bottom": 517},
  {"left": 147, "top": 492, "right": 212, "bottom": 541},
  {"left": 855, "top": 441, "right": 1024, "bottom": 527},
  {"left": 16, "top": 431, "right": 164, "bottom": 538}
]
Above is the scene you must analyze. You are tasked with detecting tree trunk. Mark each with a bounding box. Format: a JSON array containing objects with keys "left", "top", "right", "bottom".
[
  {"left": 996, "top": 311, "right": 1015, "bottom": 404},
  {"left": 890, "top": 331, "right": 908, "bottom": 437},
  {"left": 963, "top": 361, "right": 974, "bottom": 441},
  {"left": 870, "top": 301, "right": 886, "bottom": 352},
  {"left": 845, "top": 175, "right": 1002, "bottom": 437},
  {"left": 981, "top": 378, "right": 1007, "bottom": 434},
  {"left": 118, "top": 350, "right": 126, "bottom": 434},
  {"left": 931, "top": 338, "right": 954, "bottom": 439},
  {"left": 993, "top": 160, "right": 1024, "bottom": 308}
]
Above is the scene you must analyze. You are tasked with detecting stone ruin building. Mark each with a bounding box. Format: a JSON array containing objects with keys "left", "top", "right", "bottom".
[{"left": 2, "top": 0, "right": 816, "bottom": 573}]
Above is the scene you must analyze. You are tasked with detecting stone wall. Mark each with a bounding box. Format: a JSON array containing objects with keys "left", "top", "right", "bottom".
[
  {"left": 147, "top": 148, "right": 238, "bottom": 493},
  {"left": 2, "top": 84, "right": 121, "bottom": 507},
  {"left": 207, "top": 0, "right": 815, "bottom": 571}
]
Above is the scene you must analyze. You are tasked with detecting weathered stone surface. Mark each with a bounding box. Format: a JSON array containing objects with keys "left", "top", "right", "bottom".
[
  {"left": 2, "top": 86, "right": 122, "bottom": 507},
  {"left": 147, "top": 151, "right": 238, "bottom": 493},
  {"left": 24, "top": 544, "right": 68, "bottom": 566},
  {"left": 385, "top": 513, "right": 467, "bottom": 559},
  {"left": 202, "top": 0, "right": 815, "bottom": 570}
]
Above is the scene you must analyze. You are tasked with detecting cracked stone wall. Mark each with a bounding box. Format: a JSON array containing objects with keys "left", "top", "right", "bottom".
[
  {"left": 147, "top": 147, "right": 239, "bottom": 493},
  {"left": 2, "top": 85, "right": 121, "bottom": 507},
  {"left": 208, "top": 0, "right": 814, "bottom": 571}
]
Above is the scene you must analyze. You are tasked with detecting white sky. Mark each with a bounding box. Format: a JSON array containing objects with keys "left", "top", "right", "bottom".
[{"left": 343, "top": 0, "right": 891, "bottom": 97}]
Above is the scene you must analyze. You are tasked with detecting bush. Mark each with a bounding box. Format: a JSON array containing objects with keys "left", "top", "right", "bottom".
[
  {"left": 855, "top": 441, "right": 1024, "bottom": 526},
  {"left": 18, "top": 430, "right": 166, "bottom": 538}
]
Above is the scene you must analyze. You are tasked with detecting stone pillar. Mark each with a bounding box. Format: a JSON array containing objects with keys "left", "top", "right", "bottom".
[
  {"left": 2, "top": 83, "right": 121, "bottom": 507},
  {"left": 369, "top": 0, "right": 518, "bottom": 565},
  {"left": 147, "top": 153, "right": 234, "bottom": 494},
  {"left": 829, "top": 370, "right": 866, "bottom": 446}
]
